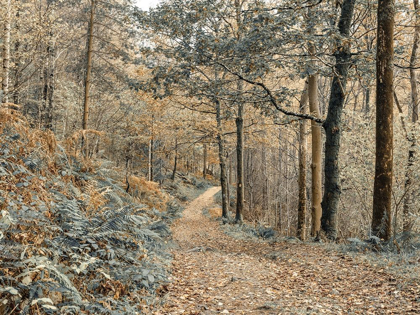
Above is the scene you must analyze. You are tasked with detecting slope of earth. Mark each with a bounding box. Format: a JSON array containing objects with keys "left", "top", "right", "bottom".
[
  {"left": 156, "top": 187, "right": 420, "bottom": 314},
  {"left": 0, "top": 109, "right": 183, "bottom": 314}
]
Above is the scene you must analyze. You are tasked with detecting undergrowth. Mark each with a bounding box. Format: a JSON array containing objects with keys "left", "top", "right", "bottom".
[{"left": 0, "top": 108, "right": 181, "bottom": 314}]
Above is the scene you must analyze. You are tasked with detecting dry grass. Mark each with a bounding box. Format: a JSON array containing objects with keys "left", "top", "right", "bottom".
[
  {"left": 127, "top": 175, "right": 169, "bottom": 211},
  {"left": 207, "top": 207, "right": 222, "bottom": 218},
  {"left": 64, "top": 129, "right": 104, "bottom": 156}
]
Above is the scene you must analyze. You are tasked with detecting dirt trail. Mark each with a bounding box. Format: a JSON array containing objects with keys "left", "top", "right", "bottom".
[{"left": 155, "top": 187, "right": 419, "bottom": 314}]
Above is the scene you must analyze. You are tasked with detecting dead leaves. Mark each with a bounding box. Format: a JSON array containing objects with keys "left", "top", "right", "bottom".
[
  {"left": 156, "top": 188, "right": 420, "bottom": 314},
  {"left": 98, "top": 279, "right": 127, "bottom": 300}
]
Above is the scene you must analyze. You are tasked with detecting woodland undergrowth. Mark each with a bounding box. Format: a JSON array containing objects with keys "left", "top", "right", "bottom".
[{"left": 0, "top": 107, "right": 189, "bottom": 314}]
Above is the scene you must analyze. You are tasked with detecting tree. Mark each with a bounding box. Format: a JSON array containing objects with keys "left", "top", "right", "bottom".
[
  {"left": 297, "top": 81, "right": 309, "bottom": 240},
  {"left": 82, "top": 0, "right": 96, "bottom": 155},
  {"left": 403, "top": 0, "right": 420, "bottom": 232},
  {"left": 321, "top": 0, "right": 357, "bottom": 240},
  {"left": 2, "top": 0, "right": 11, "bottom": 103},
  {"left": 308, "top": 40, "right": 322, "bottom": 237},
  {"left": 372, "top": 0, "right": 395, "bottom": 241},
  {"left": 234, "top": 0, "right": 244, "bottom": 223}
]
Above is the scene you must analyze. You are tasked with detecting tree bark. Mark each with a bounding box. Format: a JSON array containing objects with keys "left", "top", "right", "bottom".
[
  {"left": 82, "top": 0, "right": 96, "bottom": 155},
  {"left": 298, "top": 81, "right": 309, "bottom": 241},
  {"left": 13, "top": 8, "right": 20, "bottom": 105},
  {"left": 216, "top": 99, "right": 229, "bottom": 218},
  {"left": 234, "top": 0, "right": 244, "bottom": 224},
  {"left": 42, "top": 31, "right": 55, "bottom": 130},
  {"left": 172, "top": 138, "right": 178, "bottom": 181},
  {"left": 203, "top": 143, "right": 207, "bottom": 179},
  {"left": 235, "top": 101, "right": 244, "bottom": 223},
  {"left": 365, "top": 87, "right": 371, "bottom": 115},
  {"left": 2, "top": 0, "right": 11, "bottom": 103},
  {"left": 308, "top": 45, "right": 322, "bottom": 237},
  {"left": 403, "top": 0, "right": 419, "bottom": 232},
  {"left": 372, "top": 0, "right": 394, "bottom": 241},
  {"left": 148, "top": 138, "right": 154, "bottom": 181},
  {"left": 321, "top": 0, "right": 357, "bottom": 240}
]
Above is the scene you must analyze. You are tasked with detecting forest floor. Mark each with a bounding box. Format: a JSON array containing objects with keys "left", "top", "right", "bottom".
[{"left": 154, "top": 187, "right": 420, "bottom": 315}]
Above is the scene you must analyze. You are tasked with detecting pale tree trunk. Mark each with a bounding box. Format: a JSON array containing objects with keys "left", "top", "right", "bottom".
[
  {"left": 284, "top": 136, "right": 290, "bottom": 235},
  {"left": 277, "top": 128, "right": 283, "bottom": 230},
  {"left": 2, "top": 0, "right": 11, "bottom": 103},
  {"left": 227, "top": 152, "right": 230, "bottom": 210},
  {"left": 365, "top": 87, "right": 371, "bottom": 115},
  {"left": 148, "top": 138, "right": 153, "bottom": 181},
  {"left": 364, "top": 34, "right": 373, "bottom": 115},
  {"left": 372, "top": 0, "right": 394, "bottom": 241},
  {"left": 403, "top": 0, "right": 420, "bottom": 232},
  {"left": 13, "top": 8, "right": 20, "bottom": 105},
  {"left": 297, "top": 81, "right": 309, "bottom": 241},
  {"left": 321, "top": 0, "right": 357, "bottom": 240},
  {"left": 308, "top": 44, "right": 322, "bottom": 237},
  {"left": 82, "top": 0, "right": 95, "bottom": 155}
]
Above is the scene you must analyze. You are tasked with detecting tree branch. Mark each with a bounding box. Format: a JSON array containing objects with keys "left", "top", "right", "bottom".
[{"left": 216, "top": 62, "right": 325, "bottom": 124}]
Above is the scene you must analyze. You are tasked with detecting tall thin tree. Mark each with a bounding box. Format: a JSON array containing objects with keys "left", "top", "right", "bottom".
[
  {"left": 297, "top": 81, "right": 309, "bottom": 240},
  {"left": 235, "top": 0, "right": 244, "bottom": 223},
  {"left": 82, "top": 0, "right": 96, "bottom": 155},
  {"left": 308, "top": 43, "right": 322, "bottom": 237},
  {"left": 2, "top": 0, "right": 11, "bottom": 103},
  {"left": 403, "top": 0, "right": 420, "bottom": 232},
  {"left": 372, "top": 0, "right": 395, "bottom": 241}
]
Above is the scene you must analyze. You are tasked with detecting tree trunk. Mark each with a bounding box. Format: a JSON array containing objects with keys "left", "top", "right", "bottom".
[
  {"left": 13, "top": 8, "right": 20, "bottom": 105},
  {"left": 321, "top": 0, "right": 357, "bottom": 240},
  {"left": 203, "top": 143, "right": 207, "bottom": 179},
  {"left": 172, "top": 138, "right": 178, "bottom": 181},
  {"left": 148, "top": 138, "right": 153, "bottom": 181},
  {"left": 365, "top": 87, "right": 371, "bottom": 115},
  {"left": 216, "top": 99, "right": 229, "bottom": 218},
  {"left": 42, "top": 31, "right": 55, "bottom": 130},
  {"left": 308, "top": 45, "right": 322, "bottom": 237},
  {"left": 372, "top": 0, "right": 394, "bottom": 241},
  {"left": 235, "top": 101, "right": 244, "bottom": 223},
  {"left": 402, "top": 0, "right": 419, "bottom": 232},
  {"left": 227, "top": 153, "right": 230, "bottom": 210},
  {"left": 46, "top": 35, "right": 55, "bottom": 130},
  {"left": 82, "top": 0, "right": 95, "bottom": 155},
  {"left": 234, "top": 0, "right": 244, "bottom": 224},
  {"left": 2, "top": 0, "right": 11, "bottom": 103},
  {"left": 298, "top": 81, "right": 309, "bottom": 241}
]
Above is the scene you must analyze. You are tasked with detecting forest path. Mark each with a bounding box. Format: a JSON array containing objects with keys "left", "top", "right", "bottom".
[{"left": 155, "top": 187, "right": 419, "bottom": 314}]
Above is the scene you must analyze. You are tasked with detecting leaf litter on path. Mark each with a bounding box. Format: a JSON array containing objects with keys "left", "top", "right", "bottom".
[{"left": 155, "top": 187, "right": 419, "bottom": 314}]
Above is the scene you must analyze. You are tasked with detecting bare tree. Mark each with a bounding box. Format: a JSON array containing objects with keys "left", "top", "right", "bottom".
[{"left": 82, "top": 0, "right": 96, "bottom": 155}]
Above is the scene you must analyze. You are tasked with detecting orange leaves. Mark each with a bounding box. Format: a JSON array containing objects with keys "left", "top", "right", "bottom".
[
  {"left": 98, "top": 279, "right": 127, "bottom": 300},
  {"left": 126, "top": 175, "right": 170, "bottom": 211}
]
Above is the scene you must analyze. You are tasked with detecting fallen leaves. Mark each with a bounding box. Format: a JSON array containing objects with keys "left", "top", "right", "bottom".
[{"left": 156, "top": 188, "right": 420, "bottom": 314}]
